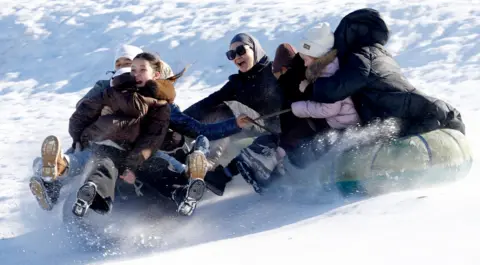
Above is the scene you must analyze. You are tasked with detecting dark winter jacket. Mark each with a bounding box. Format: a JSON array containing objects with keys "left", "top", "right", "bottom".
[
  {"left": 75, "top": 77, "right": 241, "bottom": 151},
  {"left": 276, "top": 53, "right": 319, "bottom": 150},
  {"left": 69, "top": 77, "right": 170, "bottom": 170},
  {"left": 183, "top": 56, "right": 283, "bottom": 132},
  {"left": 311, "top": 8, "right": 465, "bottom": 136},
  {"left": 76, "top": 79, "right": 110, "bottom": 108}
]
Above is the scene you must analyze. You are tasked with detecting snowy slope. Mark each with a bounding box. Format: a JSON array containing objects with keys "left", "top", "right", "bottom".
[{"left": 0, "top": 0, "right": 479, "bottom": 264}]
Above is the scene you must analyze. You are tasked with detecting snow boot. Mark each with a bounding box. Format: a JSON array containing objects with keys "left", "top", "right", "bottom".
[
  {"left": 186, "top": 135, "right": 211, "bottom": 180},
  {"left": 72, "top": 182, "right": 97, "bottom": 217},
  {"left": 172, "top": 178, "right": 206, "bottom": 216},
  {"left": 29, "top": 176, "right": 61, "bottom": 211},
  {"left": 41, "top": 135, "right": 68, "bottom": 182},
  {"left": 186, "top": 150, "right": 210, "bottom": 180},
  {"left": 236, "top": 160, "right": 263, "bottom": 194},
  {"left": 239, "top": 143, "right": 278, "bottom": 183}
]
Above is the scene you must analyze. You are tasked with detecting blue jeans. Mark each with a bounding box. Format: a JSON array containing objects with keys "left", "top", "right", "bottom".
[
  {"left": 153, "top": 135, "right": 210, "bottom": 173},
  {"left": 32, "top": 148, "right": 91, "bottom": 182}
]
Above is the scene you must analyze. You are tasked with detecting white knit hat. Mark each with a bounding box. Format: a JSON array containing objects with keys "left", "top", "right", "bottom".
[
  {"left": 298, "top": 23, "right": 334, "bottom": 58},
  {"left": 114, "top": 44, "right": 143, "bottom": 66}
]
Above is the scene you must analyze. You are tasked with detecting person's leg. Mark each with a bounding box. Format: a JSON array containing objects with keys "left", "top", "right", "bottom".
[
  {"left": 204, "top": 134, "right": 281, "bottom": 195},
  {"left": 40, "top": 135, "right": 69, "bottom": 182},
  {"left": 29, "top": 135, "right": 90, "bottom": 211},
  {"left": 287, "top": 129, "right": 343, "bottom": 169},
  {"left": 191, "top": 104, "right": 235, "bottom": 168},
  {"left": 193, "top": 102, "right": 267, "bottom": 168},
  {"left": 168, "top": 135, "right": 210, "bottom": 215},
  {"left": 154, "top": 151, "right": 186, "bottom": 174},
  {"left": 63, "top": 148, "right": 91, "bottom": 178},
  {"left": 137, "top": 142, "right": 208, "bottom": 217},
  {"left": 72, "top": 144, "right": 126, "bottom": 217}
]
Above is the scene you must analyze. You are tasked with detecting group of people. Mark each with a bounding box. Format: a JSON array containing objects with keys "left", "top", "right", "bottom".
[{"left": 29, "top": 8, "right": 465, "bottom": 218}]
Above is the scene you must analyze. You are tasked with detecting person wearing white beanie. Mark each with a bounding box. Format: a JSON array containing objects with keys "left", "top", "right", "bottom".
[
  {"left": 114, "top": 44, "right": 144, "bottom": 69},
  {"left": 297, "top": 22, "right": 335, "bottom": 64}
]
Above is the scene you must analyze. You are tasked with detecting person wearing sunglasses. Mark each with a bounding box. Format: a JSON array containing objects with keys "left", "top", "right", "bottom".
[{"left": 183, "top": 33, "right": 283, "bottom": 180}]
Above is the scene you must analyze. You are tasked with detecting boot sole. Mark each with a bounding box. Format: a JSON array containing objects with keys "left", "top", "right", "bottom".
[
  {"left": 41, "top": 135, "right": 61, "bottom": 182},
  {"left": 205, "top": 182, "right": 224, "bottom": 196},
  {"left": 187, "top": 151, "right": 209, "bottom": 180},
  {"left": 29, "top": 177, "right": 53, "bottom": 211},
  {"left": 72, "top": 183, "right": 96, "bottom": 217},
  {"left": 186, "top": 179, "right": 205, "bottom": 201}
]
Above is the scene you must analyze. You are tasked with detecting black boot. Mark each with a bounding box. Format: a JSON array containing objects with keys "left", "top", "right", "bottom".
[
  {"left": 29, "top": 176, "right": 61, "bottom": 211},
  {"left": 72, "top": 182, "right": 112, "bottom": 217},
  {"left": 172, "top": 178, "right": 206, "bottom": 216},
  {"left": 204, "top": 165, "right": 233, "bottom": 196},
  {"left": 72, "top": 182, "right": 97, "bottom": 217}
]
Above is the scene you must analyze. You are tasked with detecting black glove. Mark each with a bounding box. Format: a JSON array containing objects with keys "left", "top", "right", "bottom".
[
  {"left": 71, "top": 141, "right": 83, "bottom": 153},
  {"left": 111, "top": 72, "right": 137, "bottom": 90}
]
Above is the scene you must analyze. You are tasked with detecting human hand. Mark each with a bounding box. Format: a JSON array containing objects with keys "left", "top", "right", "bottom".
[
  {"left": 236, "top": 114, "right": 252, "bottom": 128},
  {"left": 119, "top": 169, "right": 136, "bottom": 184}
]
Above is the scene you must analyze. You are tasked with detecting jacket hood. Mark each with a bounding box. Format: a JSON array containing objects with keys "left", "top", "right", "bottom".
[{"left": 334, "top": 8, "right": 390, "bottom": 57}]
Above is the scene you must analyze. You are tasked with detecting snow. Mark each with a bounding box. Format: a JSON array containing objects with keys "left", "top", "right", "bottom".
[{"left": 0, "top": 0, "right": 479, "bottom": 264}]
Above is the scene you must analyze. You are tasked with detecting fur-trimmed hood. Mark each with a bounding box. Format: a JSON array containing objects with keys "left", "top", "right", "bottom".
[
  {"left": 305, "top": 49, "right": 339, "bottom": 82},
  {"left": 298, "top": 49, "right": 339, "bottom": 93}
]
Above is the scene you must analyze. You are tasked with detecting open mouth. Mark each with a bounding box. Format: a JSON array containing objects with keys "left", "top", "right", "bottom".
[{"left": 236, "top": 60, "right": 246, "bottom": 68}]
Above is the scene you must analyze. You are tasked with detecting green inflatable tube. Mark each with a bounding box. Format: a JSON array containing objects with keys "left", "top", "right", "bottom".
[
  {"left": 224, "top": 129, "right": 472, "bottom": 196},
  {"left": 334, "top": 129, "right": 473, "bottom": 196}
]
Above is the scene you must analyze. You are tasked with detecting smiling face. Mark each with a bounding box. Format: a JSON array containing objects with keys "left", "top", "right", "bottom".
[
  {"left": 130, "top": 58, "right": 160, "bottom": 87},
  {"left": 114, "top": 57, "right": 133, "bottom": 70},
  {"left": 230, "top": 42, "right": 255, "bottom": 73}
]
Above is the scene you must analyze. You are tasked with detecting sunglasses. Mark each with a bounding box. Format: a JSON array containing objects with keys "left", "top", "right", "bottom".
[{"left": 226, "top": 45, "right": 248, "bottom": 60}]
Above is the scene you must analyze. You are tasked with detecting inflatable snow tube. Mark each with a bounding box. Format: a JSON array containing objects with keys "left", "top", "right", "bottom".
[{"left": 333, "top": 128, "right": 473, "bottom": 196}]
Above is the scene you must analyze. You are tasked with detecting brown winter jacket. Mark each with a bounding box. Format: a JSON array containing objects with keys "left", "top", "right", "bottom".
[{"left": 69, "top": 77, "right": 173, "bottom": 170}]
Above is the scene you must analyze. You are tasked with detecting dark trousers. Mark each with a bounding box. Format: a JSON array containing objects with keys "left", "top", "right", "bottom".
[
  {"left": 86, "top": 136, "right": 209, "bottom": 209},
  {"left": 85, "top": 144, "right": 128, "bottom": 212},
  {"left": 136, "top": 135, "right": 209, "bottom": 198}
]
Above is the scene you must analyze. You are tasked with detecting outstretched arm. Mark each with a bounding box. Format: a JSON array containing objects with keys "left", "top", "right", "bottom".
[
  {"left": 312, "top": 52, "right": 370, "bottom": 103},
  {"left": 183, "top": 80, "right": 236, "bottom": 120},
  {"left": 169, "top": 104, "right": 241, "bottom": 140},
  {"left": 291, "top": 100, "right": 342, "bottom": 119}
]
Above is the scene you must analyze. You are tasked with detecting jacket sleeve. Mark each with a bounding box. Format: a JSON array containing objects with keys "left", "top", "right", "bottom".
[
  {"left": 104, "top": 89, "right": 150, "bottom": 118},
  {"left": 291, "top": 100, "right": 342, "bottom": 119},
  {"left": 76, "top": 80, "right": 108, "bottom": 109},
  {"left": 312, "top": 52, "right": 370, "bottom": 103},
  {"left": 125, "top": 104, "right": 171, "bottom": 171},
  {"left": 169, "top": 104, "right": 241, "bottom": 140},
  {"left": 69, "top": 90, "right": 105, "bottom": 143},
  {"left": 182, "top": 80, "right": 236, "bottom": 120}
]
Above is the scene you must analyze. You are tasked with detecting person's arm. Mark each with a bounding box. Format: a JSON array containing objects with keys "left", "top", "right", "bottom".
[
  {"left": 312, "top": 52, "right": 370, "bottom": 103},
  {"left": 69, "top": 89, "right": 105, "bottom": 144},
  {"left": 169, "top": 104, "right": 242, "bottom": 140},
  {"left": 291, "top": 100, "right": 342, "bottom": 119},
  {"left": 75, "top": 80, "right": 109, "bottom": 109},
  {"left": 124, "top": 104, "right": 171, "bottom": 171},
  {"left": 183, "top": 80, "right": 236, "bottom": 120}
]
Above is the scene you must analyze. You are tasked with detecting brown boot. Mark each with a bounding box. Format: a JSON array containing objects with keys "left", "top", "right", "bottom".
[
  {"left": 186, "top": 151, "right": 210, "bottom": 180},
  {"left": 41, "top": 135, "right": 68, "bottom": 182}
]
